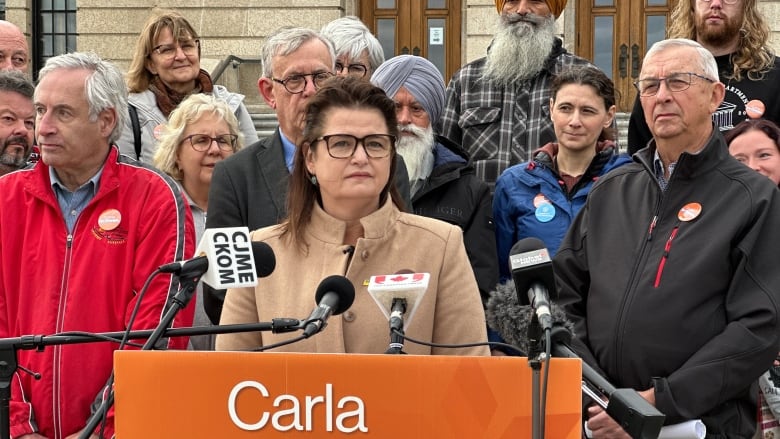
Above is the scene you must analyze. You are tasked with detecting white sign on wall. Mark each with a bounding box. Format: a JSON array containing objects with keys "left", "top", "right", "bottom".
[{"left": 430, "top": 27, "right": 444, "bottom": 45}]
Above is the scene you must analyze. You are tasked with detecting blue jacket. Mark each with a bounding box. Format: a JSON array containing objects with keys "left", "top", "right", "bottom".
[{"left": 493, "top": 141, "right": 630, "bottom": 281}]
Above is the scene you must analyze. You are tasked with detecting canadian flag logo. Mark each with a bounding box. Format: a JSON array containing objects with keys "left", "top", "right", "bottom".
[{"left": 372, "top": 273, "right": 426, "bottom": 285}]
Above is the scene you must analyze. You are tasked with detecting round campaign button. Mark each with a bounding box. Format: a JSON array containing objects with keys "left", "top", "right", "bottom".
[
  {"left": 535, "top": 203, "right": 556, "bottom": 223},
  {"left": 746, "top": 100, "right": 766, "bottom": 119},
  {"left": 533, "top": 193, "right": 551, "bottom": 208},
  {"left": 153, "top": 124, "right": 165, "bottom": 140},
  {"left": 98, "top": 208, "right": 122, "bottom": 231},
  {"left": 678, "top": 203, "right": 702, "bottom": 222}
]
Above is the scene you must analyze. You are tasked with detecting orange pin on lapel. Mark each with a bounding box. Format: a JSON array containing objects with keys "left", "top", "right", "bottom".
[
  {"left": 678, "top": 203, "right": 702, "bottom": 222},
  {"left": 98, "top": 208, "right": 122, "bottom": 231},
  {"left": 533, "top": 193, "right": 551, "bottom": 208}
]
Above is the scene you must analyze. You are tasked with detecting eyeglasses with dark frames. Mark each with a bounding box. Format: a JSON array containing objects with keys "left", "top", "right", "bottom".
[
  {"left": 152, "top": 39, "right": 200, "bottom": 60},
  {"left": 272, "top": 72, "right": 334, "bottom": 94},
  {"left": 633, "top": 72, "right": 715, "bottom": 97},
  {"left": 316, "top": 134, "right": 396, "bottom": 159},
  {"left": 335, "top": 62, "right": 368, "bottom": 78},
  {"left": 182, "top": 134, "right": 237, "bottom": 152}
]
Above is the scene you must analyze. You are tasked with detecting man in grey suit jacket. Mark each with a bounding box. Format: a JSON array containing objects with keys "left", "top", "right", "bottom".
[{"left": 205, "top": 26, "right": 409, "bottom": 323}]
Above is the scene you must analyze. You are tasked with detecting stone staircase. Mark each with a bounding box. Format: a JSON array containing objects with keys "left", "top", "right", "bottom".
[
  {"left": 246, "top": 103, "right": 278, "bottom": 140},
  {"left": 616, "top": 112, "right": 630, "bottom": 153}
]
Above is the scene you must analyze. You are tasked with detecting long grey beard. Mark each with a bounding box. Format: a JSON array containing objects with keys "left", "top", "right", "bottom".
[
  {"left": 396, "top": 124, "right": 436, "bottom": 186},
  {"left": 483, "top": 13, "right": 557, "bottom": 86}
]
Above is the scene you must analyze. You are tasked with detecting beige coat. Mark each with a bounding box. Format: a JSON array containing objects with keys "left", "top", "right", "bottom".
[{"left": 216, "top": 199, "right": 489, "bottom": 356}]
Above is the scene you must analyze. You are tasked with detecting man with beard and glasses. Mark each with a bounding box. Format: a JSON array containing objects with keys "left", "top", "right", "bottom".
[
  {"left": 372, "top": 55, "right": 497, "bottom": 304},
  {"left": 627, "top": 0, "right": 780, "bottom": 154},
  {"left": 438, "top": 0, "right": 592, "bottom": 191},
  {"left": 0, "top": 70, "right": 34, "bottom": 176}
]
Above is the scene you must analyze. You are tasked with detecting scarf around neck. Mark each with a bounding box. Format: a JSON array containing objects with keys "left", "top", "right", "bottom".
[{"left": 149, "top": 69, "right": 214, "bottom": 117}]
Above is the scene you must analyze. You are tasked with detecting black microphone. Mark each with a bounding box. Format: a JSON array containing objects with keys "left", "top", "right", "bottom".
[
  {"left": 486, "top": 280, "right": 573, "bottom": 354},
  {"left": 508, "top": 237, "right": 556, "bottom": 330},
  {"left": 302, "top": 275, "right": 356, "bottom": 338}
]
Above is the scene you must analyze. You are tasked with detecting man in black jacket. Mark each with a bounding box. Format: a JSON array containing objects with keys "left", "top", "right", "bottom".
[
  {"left": 556, "top": 38, "right": 780, "bottom": 437},
  {"left": 372, "top": 55, "right": 497, "bottom": 303}
]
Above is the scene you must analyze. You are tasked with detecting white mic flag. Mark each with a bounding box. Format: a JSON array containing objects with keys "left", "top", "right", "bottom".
[
  {"left": 196, "top": 227, "right": 258, "bottom": 289},
  {"left": 367, "top": 273, "right": 429, "bottom": 330}
]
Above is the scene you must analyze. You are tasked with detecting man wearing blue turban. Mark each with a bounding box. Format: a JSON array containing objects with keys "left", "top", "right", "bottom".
[{"left": 372, "top": 55, "right": 498, "bottom": 304}]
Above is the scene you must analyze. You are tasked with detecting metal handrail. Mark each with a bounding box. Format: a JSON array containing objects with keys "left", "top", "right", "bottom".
[{"left": 211, "top": 55, "right": 262, "bottom": 83}]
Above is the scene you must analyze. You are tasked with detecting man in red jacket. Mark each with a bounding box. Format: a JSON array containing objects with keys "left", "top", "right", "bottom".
[{"left": 0, "top": 52, "right": 195, "bottom": 438}]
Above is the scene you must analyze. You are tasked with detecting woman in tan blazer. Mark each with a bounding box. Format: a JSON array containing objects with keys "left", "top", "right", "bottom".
[{"left": 216, "top": 76, "right": 489, "bottom": 355}]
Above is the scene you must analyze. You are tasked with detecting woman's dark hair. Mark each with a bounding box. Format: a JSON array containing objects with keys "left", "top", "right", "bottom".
[
  {"left": 724, "top": 118, "right": 780, "bottom": 153},
  {"left": 282, "top": 75, "right": 402, "bottom": 251},
  {"left": 551, "top": 66, "right": 617, "bottom": 141}
]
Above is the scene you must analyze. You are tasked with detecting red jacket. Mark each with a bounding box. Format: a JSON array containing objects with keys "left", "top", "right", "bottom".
[{"left": 0, "top": 147, "right": 195, "bottom": 438}]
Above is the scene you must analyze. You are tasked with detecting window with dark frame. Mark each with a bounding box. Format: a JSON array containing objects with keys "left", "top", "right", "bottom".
[{"left": 33, "top": 0, "right": 77, "bottom": 80}]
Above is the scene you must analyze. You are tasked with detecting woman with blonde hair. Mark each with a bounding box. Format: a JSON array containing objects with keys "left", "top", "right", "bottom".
[
  {"left": 154, "top": 93, "right": 244, "bottom": 350},
  {"left": 117, "top": 9, "right": 257, "bottom": 163}
]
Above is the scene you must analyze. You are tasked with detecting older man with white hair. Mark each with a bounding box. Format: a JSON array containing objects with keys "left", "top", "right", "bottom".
[
  {"left": 438, "top": 0, "right": 592, "bottom": 190},
  {"left": 372, "top": 55, "right": 497, "bottom": 303}
]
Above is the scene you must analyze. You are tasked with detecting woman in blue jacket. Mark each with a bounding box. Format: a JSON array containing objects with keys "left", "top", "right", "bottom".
[{"left": 493, "top": 66, "right": 631, "bottom": 282}]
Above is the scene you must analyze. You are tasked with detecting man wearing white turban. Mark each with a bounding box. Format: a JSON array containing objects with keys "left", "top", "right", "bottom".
[
  {"left": 372, "top": 55, "right": 497, "bottom": 304},
  {"left": 438, "top": 0, "right": 593, "bottom": 191}
]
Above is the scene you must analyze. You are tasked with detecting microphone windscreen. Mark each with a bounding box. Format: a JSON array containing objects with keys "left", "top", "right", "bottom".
[
  {"left": 315, "top": 275, "right": 356, "bottom": 315},
  {"left": 251, "top": 241, "right": 276, "bottom": 278},
  {"left": 486, "top": 280, "right": 574, "bottom": 353}
]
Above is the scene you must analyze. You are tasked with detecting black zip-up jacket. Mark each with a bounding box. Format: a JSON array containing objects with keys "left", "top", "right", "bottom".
[
  {"left": 554, "top": 129, "right": 780, "bottom": 437},
  {"left": 411, "top": 135, "right": 498, "bottom": 303}
]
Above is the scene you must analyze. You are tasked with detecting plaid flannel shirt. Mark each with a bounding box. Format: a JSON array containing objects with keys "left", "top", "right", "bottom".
[{"left": 438, "top": 39, "right": 592, "bottom": 191}]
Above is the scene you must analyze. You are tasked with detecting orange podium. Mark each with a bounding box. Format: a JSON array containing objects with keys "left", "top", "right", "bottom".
[{"left": 114, "top": 351, "right": 581, "bottom": 438}]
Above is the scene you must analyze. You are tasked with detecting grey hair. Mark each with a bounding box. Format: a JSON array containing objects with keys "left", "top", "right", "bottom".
[
  {"left": 321, "top": 16, "right": 385, "bottom": 72},
  {"left": 644, "top": 38, "right": 719, "bottom": 80},
  {"left": 153, "top": 93, "right": 245, "bottom": 182},
  {"left": 0, "top": 70, "right": 33, "bottom": 99},
  {"left": 37, "top": 52, "right": 128, "bottom": 144},
  {"left": 260, "top": 27, "right": 336, "bottom": 78}
]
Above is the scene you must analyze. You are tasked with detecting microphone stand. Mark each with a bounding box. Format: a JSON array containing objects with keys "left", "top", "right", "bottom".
[
  {"left": 544, "top": 323, "right": 666, "bottom": 439},
  {"left": 0, "top": 319, "right": 304, "bottom": 439},
  {"left": 80, "top": 265, "right": 206, "bottom": 438},
  {"left": 526, "top": 313, "right": 544, "bottom": 439},
  {"left": 385, "top": 298, "right": 407, "bottom": 354}
]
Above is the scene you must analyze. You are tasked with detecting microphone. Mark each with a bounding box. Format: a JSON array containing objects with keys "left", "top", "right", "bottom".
[
  {"left": 302, "top": 275, "right": 356, "bottom": 338},
  {"left": 486, "top": 280, "right": 573, "bottom": 354},
  {"left": 159, "top": 227, "right": 276, "bottom": 288},
  {"left": 367, "top": 271, "right": 429, "bottom": 331},
  {"left": 508, "top": 237, "right": 556, "bottom": 330},
  {"left": 367, "top": 270, "right": 430, "bottom": 354}
]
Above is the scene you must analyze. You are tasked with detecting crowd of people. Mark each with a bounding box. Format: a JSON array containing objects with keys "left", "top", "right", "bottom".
[{"left": 1, "top": 0, "right": 780, "bottom": 436}]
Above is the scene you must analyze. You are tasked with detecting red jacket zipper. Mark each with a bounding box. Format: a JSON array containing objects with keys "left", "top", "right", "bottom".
[{"left": 654, "top": 226, "right": 679, "bottom": 288}]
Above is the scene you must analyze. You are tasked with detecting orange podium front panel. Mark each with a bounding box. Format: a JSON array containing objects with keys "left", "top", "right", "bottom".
[{"left": 113, "top": 351, "right": 581, "bottom": 438}]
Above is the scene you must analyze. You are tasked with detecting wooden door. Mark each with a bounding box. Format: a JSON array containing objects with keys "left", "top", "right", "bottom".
[
  {"left": 359, "top": 0, "right": 461, "bottom": 82},
  {"left": 577, "top": 0, "right": 677, "bottom": 112}
]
